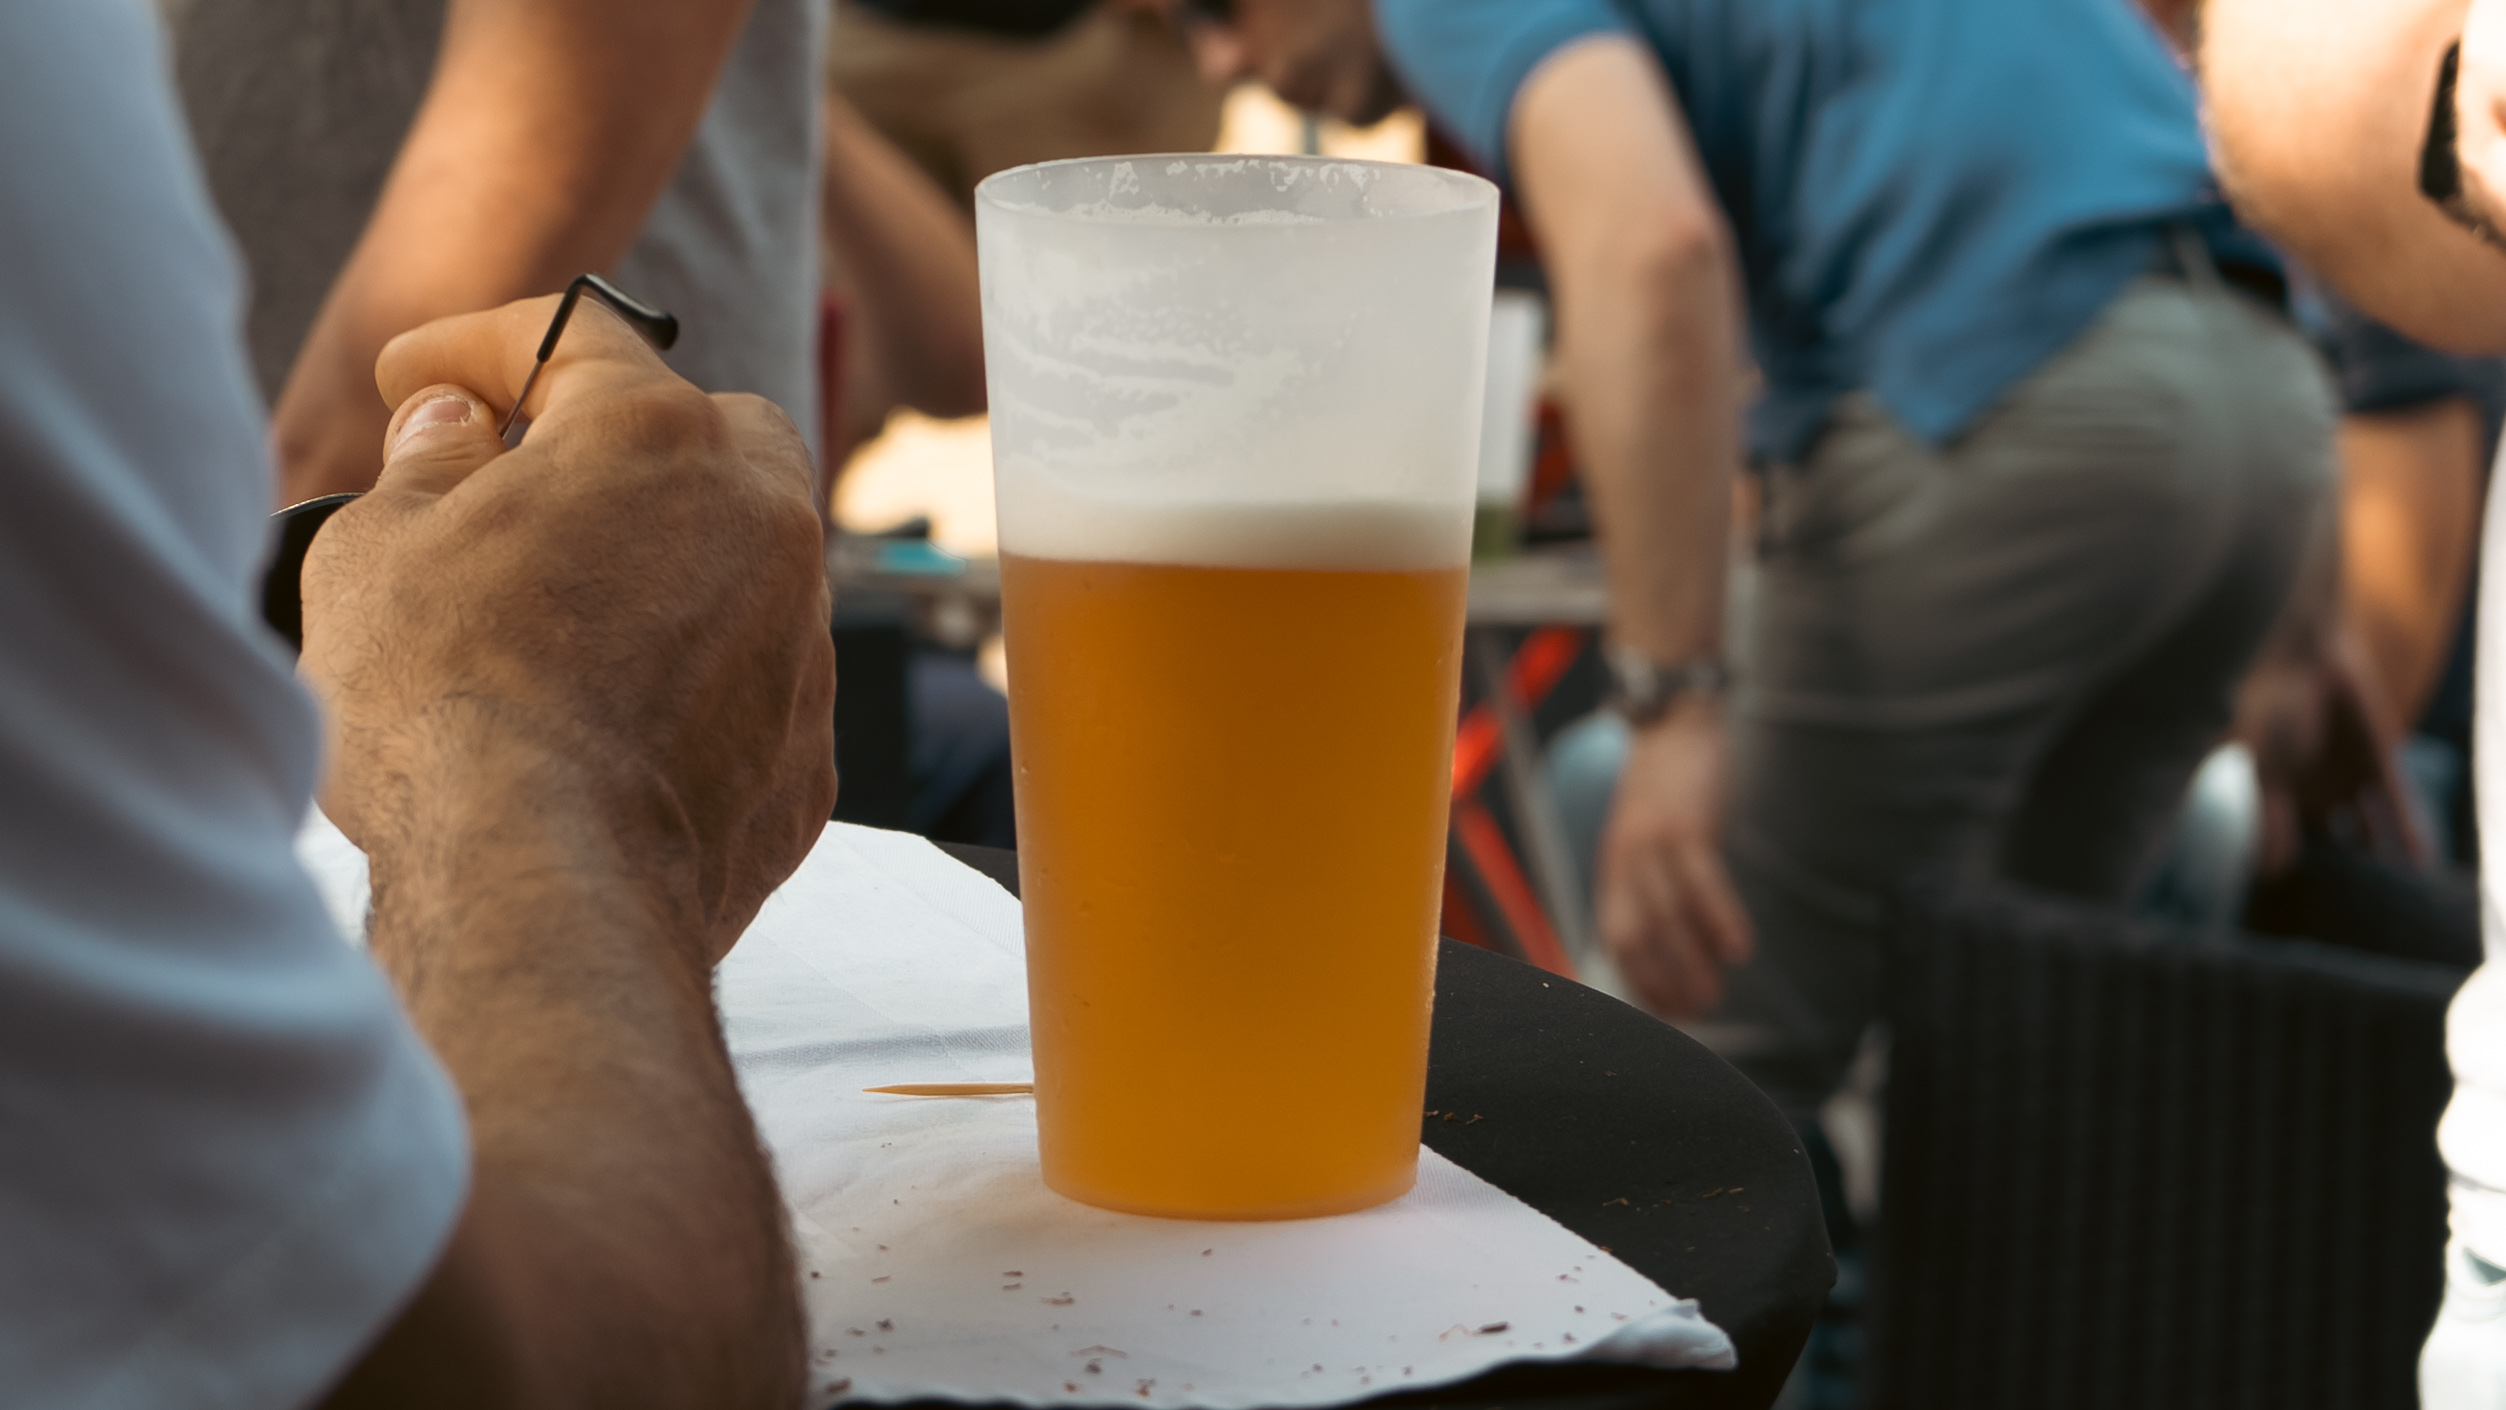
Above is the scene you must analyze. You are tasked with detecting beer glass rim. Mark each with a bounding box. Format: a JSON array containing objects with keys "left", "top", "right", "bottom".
[{"left": 973, "top": 152, "right": 1497, "bottom": 228}]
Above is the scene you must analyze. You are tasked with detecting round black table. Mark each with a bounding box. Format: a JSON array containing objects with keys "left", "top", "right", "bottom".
[{"left": 918, "top": 843, "right": 1832, "bottom": 1410}]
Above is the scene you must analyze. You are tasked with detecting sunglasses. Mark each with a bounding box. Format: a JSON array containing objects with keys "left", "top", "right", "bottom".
[
  {"left": 259, "top": 273, "right": 677, "bottom": 653},
  {"left": 2415, "top": 38, "right": 2506, "bottom": 257}
]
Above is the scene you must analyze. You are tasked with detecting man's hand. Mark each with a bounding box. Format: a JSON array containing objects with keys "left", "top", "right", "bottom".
[
  {"left": 304, "top": 295, "right": 835, "bottom": 959},
  {"left": 2236, "top": 624, "right": 2421, "bottom": 875},
  {"left": 1174, "top": 0, "right": 1405, "bottom": 126},
  {"left": 2229, "top": 444, "right": 2425, "bottom": 877},
  {"left": 302, "top": 296, "right": 830, "bottom": 1408},
  {"left": 1595, "top": 701, "right": 1755, "bottom": 1018}
]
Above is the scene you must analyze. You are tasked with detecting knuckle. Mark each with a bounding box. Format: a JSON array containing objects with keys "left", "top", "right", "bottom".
[
  {"left": 713, "top": 390, "right": 784, "bottom": 427},
  {"left": 613, "top": 384, "right": 736, "bottom": 463},
  {"left": 662, "top": 390, "right": 738, "bottom": 453},
  {"left": 757, "top": 490, "right": 829, "bottom": 576}
]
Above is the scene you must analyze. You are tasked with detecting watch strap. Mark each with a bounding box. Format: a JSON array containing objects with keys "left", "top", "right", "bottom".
[{"left": 1605, "top": 648, "right": 1730, "bottom": 726}]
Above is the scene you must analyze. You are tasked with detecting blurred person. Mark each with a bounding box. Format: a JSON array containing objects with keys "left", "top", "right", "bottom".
[
  {"left": 1204, "top": 0, "right": 2336, "bottom": 1118},
  {"left": 2224, "top": 288, "right": 2496, "bottom": 966},
  {"left": 2328, "top": 305, "right": 2496, "bottom": 867},
  {"left": 2130, "top": 0, "right": 2490, "bottom": 963},
  {"left": 818, "top": 0, "right": 1223, "bottom": 855},
  {"left": 168, "top": 0, "right": 823, "bottom": 504},
  {"left": 2147, "top": 0, "right": 2475, "bottom": 868},
  {"left": 2314, "top": 293, "right": 2496, "bottom": 767},
  {"left": 819, "top": 90, "right": 986, "bottom": 470},
  {"left": 830, "top": 0, "right": 1224, "bottom": 211},
  {"left": 3, "top": 2, "right": 833, "bottom": 1404},
  {"left": 814, "top": 93, "right": 1010, "bottom": 848},
  {"left": 2137, "top": 281, "right": 2497, "bottom": 951},
  {"left": 1175, "top": 0, "right": 1399, "bottom": 127},
  {"left": 2196, "top": 0, "right": 2506, "bottom": 1399},
  {"left": 170, "top": 0, "right": 1004, "bottom": 854}
]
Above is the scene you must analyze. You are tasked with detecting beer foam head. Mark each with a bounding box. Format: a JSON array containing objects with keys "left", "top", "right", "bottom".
[
  {"left": 982, "top": 156, "right": 1477, "bottom": 226},
  {"left": 996, "top": 486, "right": 1468, "bottom": 572},
  {"left": 977, "top": 156, "right": 1497, "bottom": 573}
]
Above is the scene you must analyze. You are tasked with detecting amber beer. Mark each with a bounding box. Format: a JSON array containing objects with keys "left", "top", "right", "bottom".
[
  {"left": 976, "top": 152, "right": 1497, "bottom": 1217},
  {"left": 1005, "top": 542, "right": 1468, "bottom": 1219}
]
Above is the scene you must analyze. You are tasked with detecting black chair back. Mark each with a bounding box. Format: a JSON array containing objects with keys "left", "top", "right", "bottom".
[{"left": 1872, "top": 880, "right": 2465, "bottom": 1410}]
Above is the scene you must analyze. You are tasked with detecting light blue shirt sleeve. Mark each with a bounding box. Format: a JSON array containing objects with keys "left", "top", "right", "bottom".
[
  {"left": 0, "top": 3, "right": 470, "bottom": 1406},
  {"left": 1372, "top": 0, "right": 1635, "bottom": 186}
]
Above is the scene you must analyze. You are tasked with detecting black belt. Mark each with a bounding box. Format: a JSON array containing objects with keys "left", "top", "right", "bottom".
[{"left": 2151, "top": 223, "right": 2290, "bottom": 314}]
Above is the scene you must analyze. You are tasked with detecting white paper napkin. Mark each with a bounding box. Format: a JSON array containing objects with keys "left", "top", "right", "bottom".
[{"left": 295, "top": 817, "right": 1735, "bottom": 1407}]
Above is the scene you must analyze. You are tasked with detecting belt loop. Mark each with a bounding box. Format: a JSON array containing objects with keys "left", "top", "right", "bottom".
[{"left": 2168, "top": 222, "right": 2224, "bottom": 295}]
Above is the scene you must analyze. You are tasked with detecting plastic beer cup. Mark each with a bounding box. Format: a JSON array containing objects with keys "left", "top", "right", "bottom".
[{"left": 976, "top": 155, "right": 1499, "bottom": 1219}]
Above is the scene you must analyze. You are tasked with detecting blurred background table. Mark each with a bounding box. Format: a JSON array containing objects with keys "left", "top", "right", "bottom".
[
  {"left": 822, "top": 540, "right": 1623, "bottom": 993},
  {"left": 823, "top": 537, "right": 1609, "bottom": 639},
  {"left": 1464, "top": 547, "right": 1607, "bottom": 628},
  {"left": 899, "top": 842, "right": 1833, "bottom": 1410}
]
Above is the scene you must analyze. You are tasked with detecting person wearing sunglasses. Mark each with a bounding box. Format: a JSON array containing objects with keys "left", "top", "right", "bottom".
[
  {"left": 2199, "top": 0, "right": 2506, "bottom": 1400},
  {"left": 0, "top": 2, "right": 834, "bottom": 1404}
]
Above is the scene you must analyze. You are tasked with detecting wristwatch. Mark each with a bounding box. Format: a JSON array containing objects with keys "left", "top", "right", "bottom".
[{"left": 1604, "top": 647, "right": 1730, "bottom": 727}]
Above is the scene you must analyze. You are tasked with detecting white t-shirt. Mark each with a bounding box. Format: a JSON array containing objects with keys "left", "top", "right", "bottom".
[
  {"left": 2445, "top": 435, "right": 2506, "bottom": 1260},
  {"left": 0, "top": 3, "right": 469, "bottom": 1405}
]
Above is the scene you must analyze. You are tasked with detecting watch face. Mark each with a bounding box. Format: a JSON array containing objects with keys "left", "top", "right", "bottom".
[
  {"left": 1618, "top": 665, "right": 1653, "bottom": 706},
  {"left": 1607, "top": 650, "right": 1662, "bottom": 719}
]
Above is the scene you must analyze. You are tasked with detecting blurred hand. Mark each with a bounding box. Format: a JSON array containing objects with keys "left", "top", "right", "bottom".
[
  {"left": 1595, "top": 699, "right": 1755, "bottom": 1018},
  {"left": 1177, "top": 0, "right": 1404, "bottom": 125},
  {"left": 2234, "top": 622, "right": 2420, "bottom": 876},
  {"left": 272, "top": 342, "right": 396, "bottom": 505},
  {"left": 300, "top": 294, "right": 836, "bottom": 962}
]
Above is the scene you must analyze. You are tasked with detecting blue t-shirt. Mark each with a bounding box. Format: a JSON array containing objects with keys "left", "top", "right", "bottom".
[{"left": 1375, "top": 0, "right": 2246, "bottom": 462}]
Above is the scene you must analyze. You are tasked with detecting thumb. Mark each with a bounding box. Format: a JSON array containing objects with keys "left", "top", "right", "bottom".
[{"left": 376, "top": 385, "right": 503, "bottom": 499}]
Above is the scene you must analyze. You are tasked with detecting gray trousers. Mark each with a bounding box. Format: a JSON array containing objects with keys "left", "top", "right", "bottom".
[{"left": 1713, "top": 273, "right": 2335, "bottom": 1112}]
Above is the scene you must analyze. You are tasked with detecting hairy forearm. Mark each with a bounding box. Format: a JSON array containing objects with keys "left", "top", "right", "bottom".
[
  {"left": 1513, "top": 40, "right": 1743, "bottom": 663},
  {"left": 328, "top": 725, "right": 801, "bottom": 1408},
  {"left": 274, "top": 0, "right": 755, "bottom": 500}
]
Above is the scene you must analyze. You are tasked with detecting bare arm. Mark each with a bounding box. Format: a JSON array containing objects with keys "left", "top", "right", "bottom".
[
  {"left": 271, "top": 0, "right": 755, "bottom": 505},
  {"left": 304, "top": 301, "right": 835, "bottom": 1406},
  {"left": 320, "top": 743, "right": 800, "bottom": 1409},
  {"left": 2229, "top": 396, "right": 2482, "bottom": 874},
  {"left": 2342, "top": 396, "right": 2486, "bottom": 723},
  {"left": 1510, "top": 38, "right": 1754, "bottom": 1016},
  {"left": 819, "top": 92, "right": 986, "bottom": 465}
]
